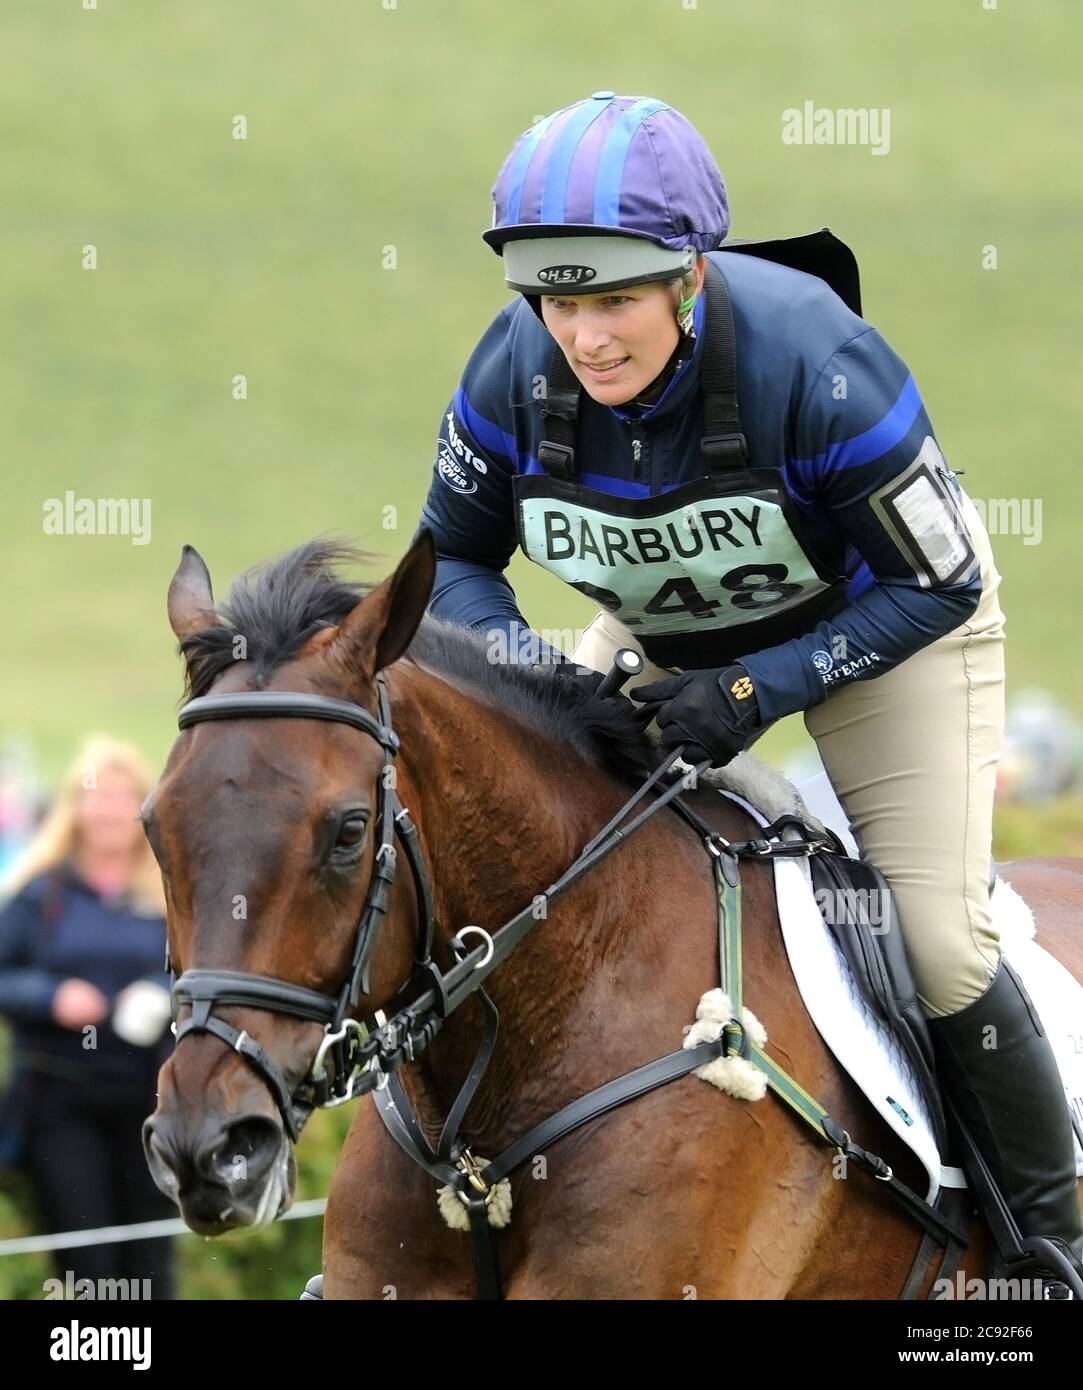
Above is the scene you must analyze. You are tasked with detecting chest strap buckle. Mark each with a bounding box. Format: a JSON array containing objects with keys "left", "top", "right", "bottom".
[
  {"left": 701, "top": 432, "right": 749, "bottom": 469},
  {"left": 537, "top": 440, "right": 576, "bottom": 479}
]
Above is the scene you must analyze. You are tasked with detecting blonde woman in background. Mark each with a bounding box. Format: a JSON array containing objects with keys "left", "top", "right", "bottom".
[{"left": 0, "top": 736, "right": 175, "bottom": 1299}]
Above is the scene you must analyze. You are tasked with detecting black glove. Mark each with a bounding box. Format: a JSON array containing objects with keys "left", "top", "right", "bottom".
[{"left": 629, "top": 664, "right": 763, "bottom": 768}]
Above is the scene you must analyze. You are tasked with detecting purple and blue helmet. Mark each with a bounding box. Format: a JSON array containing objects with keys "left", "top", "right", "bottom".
[{"left": 484, "top": 92, "right": 730, "bottom": 295}]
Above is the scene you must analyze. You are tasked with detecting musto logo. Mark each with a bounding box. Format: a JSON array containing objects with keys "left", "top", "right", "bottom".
[
  {"left": 437, "top": 442, "right": 477, "bottom": 494},
  {"left": 537, "top": 265, "right": 597, "bottom": 286}
]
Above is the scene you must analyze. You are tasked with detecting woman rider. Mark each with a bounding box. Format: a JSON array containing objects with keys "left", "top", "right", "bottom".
[{"left": 415, "top": 91, "right": 1083, "bottom": 1293}]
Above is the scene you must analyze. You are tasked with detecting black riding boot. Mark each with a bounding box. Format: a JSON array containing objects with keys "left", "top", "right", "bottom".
[{"left": 927, "top": 956, "right": 1083, "bottom": 1298}]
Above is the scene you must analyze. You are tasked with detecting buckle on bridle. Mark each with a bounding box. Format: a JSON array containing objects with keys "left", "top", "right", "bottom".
[
  {"left": 456, "top": 1147, "right": 492, "bottom": 1199},
  {"left": 311, "top": 1017, "right": 368, "bottom": 1102}
]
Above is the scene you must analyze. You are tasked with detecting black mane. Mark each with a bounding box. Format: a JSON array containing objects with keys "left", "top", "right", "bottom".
[{"left": 179, "top": 538, "right": 658, "bottom": 783}]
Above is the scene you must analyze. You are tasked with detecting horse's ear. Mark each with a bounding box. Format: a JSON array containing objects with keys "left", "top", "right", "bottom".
[
  {"left": 322, "top": 528, "right": 436, "bottom": 679},
  {"left": 168, "top": 545, "right": 221, "bottom": 642}
]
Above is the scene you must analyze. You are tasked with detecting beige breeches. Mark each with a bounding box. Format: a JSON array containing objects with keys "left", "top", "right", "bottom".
[{"left": 569, "top": 493, "right": 1006, "bottom": 1019}]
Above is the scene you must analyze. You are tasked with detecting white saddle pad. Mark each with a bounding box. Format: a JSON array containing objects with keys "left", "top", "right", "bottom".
[{"left": 715, "top": 784, "right": 1083, "bottom": 1203}]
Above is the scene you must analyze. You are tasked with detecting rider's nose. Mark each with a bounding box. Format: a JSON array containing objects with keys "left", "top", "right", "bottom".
[{"left": 575, "top": 319, "right": 612, "bottom": 359}]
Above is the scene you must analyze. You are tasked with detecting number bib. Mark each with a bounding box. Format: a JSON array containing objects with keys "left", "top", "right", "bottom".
[{"left": 514, "top": 470, "right": 846, "bottom": 652}]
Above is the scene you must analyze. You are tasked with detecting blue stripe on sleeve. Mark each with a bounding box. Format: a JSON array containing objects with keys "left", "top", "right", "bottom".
[
  {"left": 454, "top": 387, "right": 517, "bottom": 461},
  {"left": 791, "top": 374, "right": 923, "bottom": 479}
]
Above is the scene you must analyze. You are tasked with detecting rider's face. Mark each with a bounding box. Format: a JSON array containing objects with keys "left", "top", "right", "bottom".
[{"left": 540, "top": 263, "right": 701, "bottom": 406}]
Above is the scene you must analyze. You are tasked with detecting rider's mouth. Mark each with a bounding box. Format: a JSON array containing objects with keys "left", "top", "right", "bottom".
[{"left": 580, "top": 356, "right": 630, "bottom": 380}]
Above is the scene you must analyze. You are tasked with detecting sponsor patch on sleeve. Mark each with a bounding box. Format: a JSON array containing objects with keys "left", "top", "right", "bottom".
[{"left": 436, "top": 441, "right": 478, "bottom": 494}]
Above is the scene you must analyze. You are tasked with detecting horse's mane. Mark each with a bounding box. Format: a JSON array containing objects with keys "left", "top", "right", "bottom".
[{"left": 178, "top": 538, "right": 659, "bottom": 784}]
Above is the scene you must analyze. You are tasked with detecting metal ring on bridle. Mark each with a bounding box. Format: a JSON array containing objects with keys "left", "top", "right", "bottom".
[
  {"left": 311, "top": 1017, "right": 366, "bottom": 1085},
  {"left": 451, "top": 925, "right": 495, "bottom": 969},
  {"left": 705, "top": 833, "right": 732, "bottom": 858}
]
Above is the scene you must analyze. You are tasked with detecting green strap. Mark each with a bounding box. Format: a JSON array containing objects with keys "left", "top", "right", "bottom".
[
  {"left": 750, "top": 1044, "right": 837, "bottom": 1136},
  {"left": 712, "top": 848, "right": 842, "bottom": 1142},
  {"left": 713, "top": 851, "right": 743, "bottom": 1009}
]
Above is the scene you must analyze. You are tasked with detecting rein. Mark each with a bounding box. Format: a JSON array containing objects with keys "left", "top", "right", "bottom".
[{"left": 168, "top": 669, "right": 969, "bottom": 1298}]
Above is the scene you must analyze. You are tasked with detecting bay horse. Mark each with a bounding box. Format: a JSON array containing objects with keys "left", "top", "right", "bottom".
[{"left": 142, "top": 529, "right": 1083, "bottom": 1298}]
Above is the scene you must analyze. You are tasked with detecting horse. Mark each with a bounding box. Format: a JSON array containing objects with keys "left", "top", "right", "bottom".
[{"left": 142, "top": 529, "right": 1083, "bottom": 1298}]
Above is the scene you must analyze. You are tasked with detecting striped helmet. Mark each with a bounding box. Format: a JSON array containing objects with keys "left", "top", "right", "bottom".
[{"left": 483, "top": 92, "right": 730, "bottom": 296}]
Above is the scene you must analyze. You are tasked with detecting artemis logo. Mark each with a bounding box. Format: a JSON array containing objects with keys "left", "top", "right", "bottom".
[
  {"left": 537, "top": 264, "right": 597, "bottom": 286},
  {"left": 436, "top": 443, "right": 477, "bottom": 494},
  {"left": 821, "top": 651, "right": 882, "bottom": 686},
  {"left": 812, "top": 650, "right": 833, "bottom": 674}
]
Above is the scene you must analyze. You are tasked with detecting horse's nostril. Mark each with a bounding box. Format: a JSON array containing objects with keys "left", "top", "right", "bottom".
[
  {"left": 143, "top": 1120, "right": 182, "bottom": 1193},
  {"left": 195, "top": 1115, "right": 282, "bottom": 1187}
]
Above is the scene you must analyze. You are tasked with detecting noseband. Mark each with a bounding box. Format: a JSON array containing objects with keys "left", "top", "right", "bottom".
[{"left": 169, "top": 677, "right": 438, "bottom": 1141}]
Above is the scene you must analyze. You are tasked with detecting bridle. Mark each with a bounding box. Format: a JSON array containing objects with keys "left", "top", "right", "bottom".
[
  {"left": 168, "top": 668, "right": 708, "bottom": 1143},
  {"left": 170, "top": 677, "right": 440, "bottom": 1142},
  {"left": 167, "top": 667, "right": 972, "bottom": 1302}
]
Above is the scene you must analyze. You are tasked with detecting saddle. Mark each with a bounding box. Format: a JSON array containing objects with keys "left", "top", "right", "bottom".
[{"left": 807, "top": 846, "right": 948, "bottom": 1150}]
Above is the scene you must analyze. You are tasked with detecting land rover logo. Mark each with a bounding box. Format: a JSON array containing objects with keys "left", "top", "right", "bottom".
[
  {"left": 537, "top": 264, "right": 597, "bottom": 286},
  {"left": 436, "top": 442, "right": 477, "bottom": 494}
]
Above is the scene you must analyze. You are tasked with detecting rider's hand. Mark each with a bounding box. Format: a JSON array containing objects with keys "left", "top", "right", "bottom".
[{"left": 629, "top": 664, "right": 763, "bottom": 767}]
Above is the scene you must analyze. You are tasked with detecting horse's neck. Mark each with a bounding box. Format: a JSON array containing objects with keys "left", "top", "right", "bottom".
[{"left": 389, "top": 664, "right": 683, "bottom": 1149}]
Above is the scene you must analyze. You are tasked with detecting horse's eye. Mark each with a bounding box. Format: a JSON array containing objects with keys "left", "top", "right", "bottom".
[{"left": 334, "top": 817, "right": 368, "bottom": 853}]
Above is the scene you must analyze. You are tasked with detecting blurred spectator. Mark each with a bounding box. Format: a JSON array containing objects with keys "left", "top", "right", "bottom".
[
  {"left": 0, "top": 735, "right": 175, "bottom": 1299},
  {"left": 0, "top": 734, "right": 39, "bottom": 883},
  {"left": 997, "top": 689, "right": 1083, "bottom": 804}
]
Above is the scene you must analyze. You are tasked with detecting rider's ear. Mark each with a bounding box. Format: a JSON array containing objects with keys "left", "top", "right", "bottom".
[
  {"left": 167, "top": 544, "right": 221, "bottom": 642},
  {"left": 318, "top": 528, "right": 436, "bottom": 681}
]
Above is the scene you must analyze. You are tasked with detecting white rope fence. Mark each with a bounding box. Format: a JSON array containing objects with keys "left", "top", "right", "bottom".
[{"left": 0, "top": 1196, "right": 326, "bottom": 1256}]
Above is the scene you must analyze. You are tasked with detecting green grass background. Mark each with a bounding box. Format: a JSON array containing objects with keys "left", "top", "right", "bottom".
[{"left": 1, "top": 0, "right": 1080, "bottom": 1297}]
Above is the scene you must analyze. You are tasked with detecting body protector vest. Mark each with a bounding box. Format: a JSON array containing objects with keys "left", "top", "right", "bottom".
[{"left": 511, "top": 231, "right": 864, "bottom": 671}]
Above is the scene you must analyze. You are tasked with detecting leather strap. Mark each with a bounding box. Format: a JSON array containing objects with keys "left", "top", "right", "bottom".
[{"left": 178, "top": 690, "right": 399, "bottom": 751}]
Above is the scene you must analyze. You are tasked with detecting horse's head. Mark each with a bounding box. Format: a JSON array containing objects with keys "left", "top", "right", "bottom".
[{"left": 142, "top": 530, "right": 435, "bottom": 1234}]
